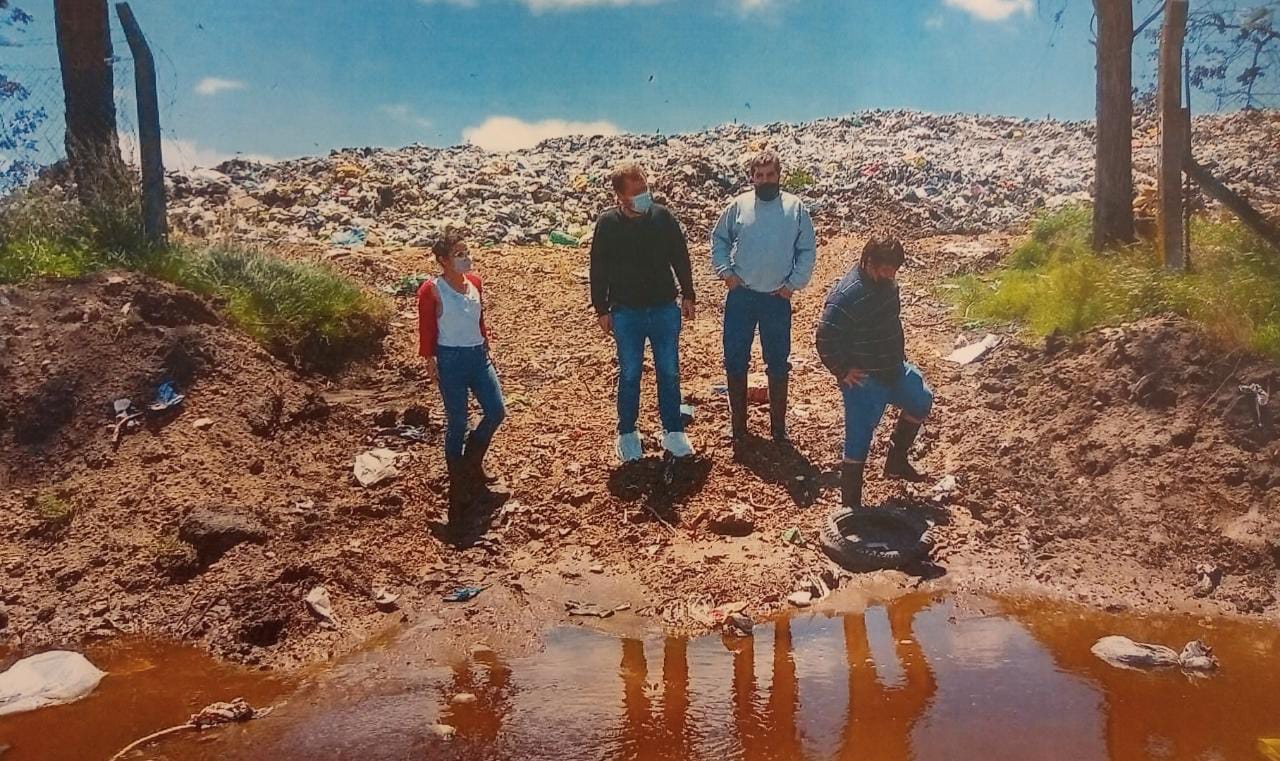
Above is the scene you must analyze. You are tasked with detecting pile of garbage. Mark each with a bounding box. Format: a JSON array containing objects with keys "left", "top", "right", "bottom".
[{"left": 164, "top": 109, "right": 1280, "bottom": 248}]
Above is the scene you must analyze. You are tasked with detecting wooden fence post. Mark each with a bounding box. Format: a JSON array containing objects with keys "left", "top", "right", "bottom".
[
  {"left": 1157, "top": 0, "right": 1189, "bottom": 270},
  {"left": 115, "top": 2, "right": 167, "bottom": 246}
]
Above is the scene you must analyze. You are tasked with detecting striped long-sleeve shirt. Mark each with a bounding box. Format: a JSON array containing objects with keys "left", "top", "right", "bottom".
[{"left": 815, "top": 264, "right": 906, "bottom": 383}]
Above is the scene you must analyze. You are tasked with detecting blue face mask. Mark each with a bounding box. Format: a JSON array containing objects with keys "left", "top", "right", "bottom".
[{"left": 629, "top": 191, "right": 653, "bottom": 215}]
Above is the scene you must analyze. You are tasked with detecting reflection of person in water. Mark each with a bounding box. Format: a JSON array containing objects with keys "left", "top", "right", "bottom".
[
  {"left": 839, "top": 595, "right": 938, "bottom": 760},
  {"left": 618, "top": 636, "right": 694, "bottom": 760},
  {"left": 439, "top": 647, "right": 514, "bottom": 746},
  {"left": 730, "top": 617, "right": 803, "bottom": 760}
]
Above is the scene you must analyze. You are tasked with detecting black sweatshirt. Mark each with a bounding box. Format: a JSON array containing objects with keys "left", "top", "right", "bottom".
[
  {"left": 815, "top": 264, "right": 907, "bottom": 383},
  {"left": 589, "top": 204, "right": 695, "bottom": 316}
]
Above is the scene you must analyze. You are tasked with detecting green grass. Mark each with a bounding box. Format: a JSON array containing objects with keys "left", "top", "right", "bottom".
[
  {"left": 947, "top": 205, "right": 1280, "bottom": 360},
  {"left": 1, "top": 188, "right": 390, "bottom": 371},
  {"left": 33, "top": 494, "right": 76, "bottom": 534}
]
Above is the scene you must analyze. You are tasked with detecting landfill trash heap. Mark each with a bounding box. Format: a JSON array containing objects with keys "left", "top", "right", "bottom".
[{"left": 164, "top": 109, "right": 1280, "bottom": 248}]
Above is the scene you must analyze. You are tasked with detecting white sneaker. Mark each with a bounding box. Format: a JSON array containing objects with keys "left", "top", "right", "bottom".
[
  {"left": 663, "top": 431, "right": 695, "bottom": 459},
  {"left": 616, "top": 432, "right": 644, "bottom": 462}
]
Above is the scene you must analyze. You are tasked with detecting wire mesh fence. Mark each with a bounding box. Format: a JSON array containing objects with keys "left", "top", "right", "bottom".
[{"left": 1, "top": 54, "right": 140, "bottom": 195}]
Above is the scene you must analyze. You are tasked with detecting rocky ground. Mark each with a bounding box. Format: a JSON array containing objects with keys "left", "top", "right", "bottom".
[{"left": 2, "top": 222, "right": 1277, "bottom": 669}]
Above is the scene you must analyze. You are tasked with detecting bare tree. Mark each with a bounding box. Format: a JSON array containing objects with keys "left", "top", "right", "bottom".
[{"left": 54, "top": 0, "right": 125, "bottom": 204}]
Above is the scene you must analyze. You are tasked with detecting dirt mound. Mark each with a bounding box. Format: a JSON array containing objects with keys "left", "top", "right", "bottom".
[
  {"left": 940, "top": 316, "right": 1280, "bottom": 613},
  {"left": 0, "top": 273, "right": 448, "bottom": 665}
]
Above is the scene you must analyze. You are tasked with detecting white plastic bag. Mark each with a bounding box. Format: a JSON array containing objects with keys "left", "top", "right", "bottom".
[{"left": 0, "top": 651, "right": 106, "bottom": 716}]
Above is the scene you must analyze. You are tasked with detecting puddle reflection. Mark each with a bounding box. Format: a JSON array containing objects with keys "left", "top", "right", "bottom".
[{"left": 24, "top": 594, "right": 1280, "bottom": 761}]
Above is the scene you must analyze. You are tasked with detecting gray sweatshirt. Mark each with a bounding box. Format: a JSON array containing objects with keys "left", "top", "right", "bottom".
[{"left": 710, "top": 190, "right": 817, "bottom": 293}]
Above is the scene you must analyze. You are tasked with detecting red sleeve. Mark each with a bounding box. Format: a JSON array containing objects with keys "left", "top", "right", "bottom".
[
  {"left": 466, "top": 272, "right": 491, "bottom": 342},
  {"left": 417, "top": 280, "right": 440, "bottom": 358}
]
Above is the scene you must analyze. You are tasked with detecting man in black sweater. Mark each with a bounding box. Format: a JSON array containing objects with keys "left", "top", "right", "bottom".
[
  {"left": 590, "top": 161, "right": 697, "bottom": 462},
  {"left": 815, "top": 238, "right": 934, "bottom": 508}
]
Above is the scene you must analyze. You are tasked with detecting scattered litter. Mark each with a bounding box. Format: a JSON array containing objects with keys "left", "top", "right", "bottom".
[
  {"left": 565, "top": 602, "right": 612, "bottom": 618},
  {"left": 1091, "top": 635, "right": 1219, "bottom": 672},
  {"left": 0, "top": 651, "right": 106, "bottom": 717},
  {"left": 148, "top": 380, "right": 185, "bottom": 413},
  {"left": 1239, "top": 383, "right": 1270, "bottom": 426},
  {"left": 548, "top": 230, "right": 579, "bottom": 246},
  {"left": 430, "top": 723, "right": 457, "bottom": 740},
  {"left": 787, "top": 591, "right": 813, "bottom": 608},
  {"left": 781, "top": 527, "right": 805, "bottom": 546},
  {"left": 450, "top": 693, "right": 477, "bottom": 705},
  {"left": 680, "top": 404, "right": 696, "bottom": 421},
  {"left": 304, "top": 585, "right": 339, "bottom": 628},
  {"left": 108, "top": 698, "right": 272, "bottom": 761},
  {"left": 1194, "top": 563, "right": 1221, "bottom": 597},
  {"left": 375, "top": 425, "right": 431, "bottom": 443},
  {"left": 724, "top": 612, "right": 754, "bottom": 637},
  {"left": 353, "top": 448, "right": 405, "bottom": 487},
  {"left": 192, "top": 417, "right": 215, "bottom": 430},
  {"left": 945, "top": 334, "right": 1002, "bottom": 365},
  {"left": 112, "top": 398, "right": 132, "bottom": 414},
  {"left": 330, "top": 227, "right": 367, "bottom": 248},
  {"left": 708, "top": 601, "right": 748, "bottom": 627},
  {"left": 372, "top": 586, "right": 400, "bottom": 611},
  {"left": 930, "top": 474, "right": 958, "bottom": 501},
  {"left": 390, "top": 273, "right": 431, "bottom": 297},
  {"left": 444, "top": 586, "right": 486, "bottom": 603}
]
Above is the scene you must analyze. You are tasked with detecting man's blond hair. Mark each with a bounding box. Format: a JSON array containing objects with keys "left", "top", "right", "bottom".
[{"left": 748, "top": 149, "right": 781, "bottom": 174}]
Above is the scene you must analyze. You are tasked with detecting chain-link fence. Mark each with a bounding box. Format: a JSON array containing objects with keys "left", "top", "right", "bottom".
[{"left": 1, "top": 53, "right": 139, "bottom": 195}]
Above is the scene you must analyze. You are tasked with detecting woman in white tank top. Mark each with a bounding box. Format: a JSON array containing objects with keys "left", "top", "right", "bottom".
[{"left": 417, "top": 231, "right": 507, "bottom": 544}]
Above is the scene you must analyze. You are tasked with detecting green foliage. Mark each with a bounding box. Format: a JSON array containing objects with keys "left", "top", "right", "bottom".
[
  {"left": 33, "top": 493, "right": 75, "bottom": 533},
  {"left": 782, "top": 167, "right": 816, "bottom": 192},
  {"left": 0, "top": 190, "right": 390, "bottom": 371},
  {"left": 946, "top": 205, "right": 1280, "bottom": 360}
]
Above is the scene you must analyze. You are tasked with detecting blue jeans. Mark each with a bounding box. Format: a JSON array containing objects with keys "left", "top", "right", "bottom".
[
  {"left": 841, "top": 362, "right": 933, "bottom": 461},
  {"left": 436, "top": 345, "right": 507, "bottom": 458},
  {"left": 613, "top": 302, "right": 684, "bottom": 435},
  {"left": 723, "top": 287, "right": 792, "bottom": 379}
]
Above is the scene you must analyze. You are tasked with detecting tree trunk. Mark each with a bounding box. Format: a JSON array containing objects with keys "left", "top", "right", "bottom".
[
  {"left": 54, "top": 0, "right": 126, "bottom": 204},
  {"left": 1093, "top": 0, "right": 1136, "bottom": 251}
]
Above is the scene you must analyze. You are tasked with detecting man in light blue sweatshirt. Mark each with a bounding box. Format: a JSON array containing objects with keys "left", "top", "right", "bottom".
[{"left": 711, "top": 149, "right": 818, "bottom": 444}]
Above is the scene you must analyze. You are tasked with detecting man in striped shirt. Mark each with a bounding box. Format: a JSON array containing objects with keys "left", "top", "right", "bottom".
[{"left": 815, "top": 239, "right": 934, "bottom": 509}]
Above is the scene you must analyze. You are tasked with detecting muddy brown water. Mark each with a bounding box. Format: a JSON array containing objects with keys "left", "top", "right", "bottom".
[{"left": 6, "top": 594, "right": 1280, "bottom": 761}]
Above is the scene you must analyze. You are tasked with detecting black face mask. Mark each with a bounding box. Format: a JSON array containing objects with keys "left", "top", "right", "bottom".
[{"left": 754, "top": 182, "right": 780, "bottom": 202}]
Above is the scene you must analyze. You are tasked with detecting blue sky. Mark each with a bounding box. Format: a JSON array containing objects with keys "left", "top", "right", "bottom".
[{"left": 6, "top": 0, "right": 1159, "bottom": 167}]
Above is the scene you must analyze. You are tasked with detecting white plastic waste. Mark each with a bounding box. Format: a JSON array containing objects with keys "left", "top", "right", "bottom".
[
  {"left": 353, "top": 448, "right": 404, "bottom": 487},
  {"left": 0, "top": 651, "right": 106, "bottom": 717},
  {"left": 945, "top": 334, "right": 1002, "bottom": 365}
]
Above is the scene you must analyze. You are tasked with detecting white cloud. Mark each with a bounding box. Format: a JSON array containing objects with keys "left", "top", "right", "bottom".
[
  {"left": 925, "top": 13, "right": 945, "bottom": 29},
  {"left": 462, "top": 116, "right": 622, "bottom": 152},
  {"left": 943, "top": 0, "right": 1032, "bottom": 21},
  {"left": 194, "top": 77, "right": 247, "bottom": 97},
  {"left": 380, "top": 103, "right": 433, "bottom": 129},
  {"left": 118, "top": 132, "right": 276, "bottom": 171}
]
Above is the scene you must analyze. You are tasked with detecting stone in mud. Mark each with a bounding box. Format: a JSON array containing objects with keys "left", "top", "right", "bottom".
[{"left": 179, "top": 507, "right": 269, "bottom": 565}]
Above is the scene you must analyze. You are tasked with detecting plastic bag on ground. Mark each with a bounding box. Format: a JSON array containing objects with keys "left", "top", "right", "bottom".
[{"left": 0, "top": 651, "right": 106, "bottom": 717}]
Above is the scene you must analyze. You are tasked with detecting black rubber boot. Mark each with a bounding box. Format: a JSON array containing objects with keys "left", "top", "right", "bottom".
[
  {"left": 768, "top": 375, "right": 789, "bottom": 443},
  {"left": 464, "top": 433, "right": 498, "bottom": 485},
  {"left": 841, "top": 461, "right": 866, "bottom": 508},
  {"left": 445, "top": 454, "right": 470, "bottom": 542},
  {"left": 726, "top": 373, "right": 749, "bottom": 441},
  {"left": 884, "top": 417, "right": 928, "bottom": 482}
]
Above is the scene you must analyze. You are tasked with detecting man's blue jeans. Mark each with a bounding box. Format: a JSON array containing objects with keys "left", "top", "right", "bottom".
[
  {"left": 436, "top": 345, "right": 507, "bottom": 458},
  {"left": 723, "top": 286, "right": 792, "bottom": 380},
  {"left": 613, "top": 302, "right": 684, "bottom": 435},
  {"left": 841, "top": 362, "right": 933, "bottom": 461}
]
